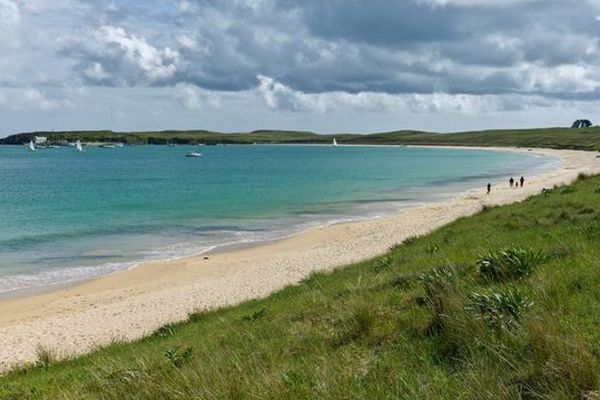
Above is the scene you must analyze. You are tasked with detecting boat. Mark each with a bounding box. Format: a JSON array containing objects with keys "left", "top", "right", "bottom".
[
  {"left": 76, "top": 140, "right": 83, "bottom": 152},
  {"left": 25, "top": 140, "right": 36, "bottom": 151},
  {"left": 100, "top": 144, "right": 116, "bottom": 149},
  {"left": 333, "top": 138, "right": 338, "bottom": 146},
  {"left": 185, "top": 152, "right": 203, "bottom": 158}
]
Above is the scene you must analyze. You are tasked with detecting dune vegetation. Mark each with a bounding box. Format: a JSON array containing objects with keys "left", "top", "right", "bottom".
[{"left": 1, "top": 173, "right": 600, "bottom": 399}]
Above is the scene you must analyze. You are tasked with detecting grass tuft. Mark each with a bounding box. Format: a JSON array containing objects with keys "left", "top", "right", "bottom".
[
  {"left": 164, "top": 346, "right": 193, "bottom": 368},
  {"left": 466, "top": 289, "right": 532, "bottom": 331},
  {"left": 476, "top": 247, "right": 547, "bottom": 282}
]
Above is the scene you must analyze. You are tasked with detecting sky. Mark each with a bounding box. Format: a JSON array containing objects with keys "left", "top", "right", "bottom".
[{"left": 1, "top": 0, "right": 600, "bottom": 136}]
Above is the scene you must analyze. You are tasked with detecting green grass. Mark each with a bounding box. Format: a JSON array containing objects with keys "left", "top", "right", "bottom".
[
  {"left": 1, "top": 174, "right": 600, "bottom": 398},
  {"left": 2, "top": 126, "right": 600, "bottom": 150}
]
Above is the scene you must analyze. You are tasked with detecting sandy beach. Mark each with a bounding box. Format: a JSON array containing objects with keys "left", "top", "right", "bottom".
[{"left": 0, "top": 146, "right": 598, "bottom": 372}]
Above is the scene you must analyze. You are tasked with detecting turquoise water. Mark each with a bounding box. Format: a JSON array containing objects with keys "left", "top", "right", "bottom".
[{"left": 0, "top": 144, "right": 557, "bottom": 294}]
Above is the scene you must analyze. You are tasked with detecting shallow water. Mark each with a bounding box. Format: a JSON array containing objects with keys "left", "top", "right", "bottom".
[{"left": 0, "top": 144, "right": 557, "bottom": 294}]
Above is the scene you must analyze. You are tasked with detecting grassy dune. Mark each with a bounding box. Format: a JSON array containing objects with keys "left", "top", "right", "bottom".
[
  {"left": 1, "top": 174, "right": 600, "bottom": 399},
  {"left": 2, "top": 126, "right": 600, "bottom": 150}
]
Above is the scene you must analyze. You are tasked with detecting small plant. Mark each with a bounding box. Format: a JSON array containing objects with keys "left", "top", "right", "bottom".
[
  {"left": 560, "top": 186, "right": 576, "bottom": 194},
  {"left": 153, "top": 323, "right": 176, "bottom": 338},
  {"left": 577, "top": 172, "right": 591, "bottom": 181},
  {"left": 541, "top": 188, "right": 554, "bottom": 196},
  {"left": 476, "top": 247, "right": 547, "bottom": 281},
  {"left": 333, "top": 305, "right": 375, "bottom": 345},
  {"left": 402, "top": 236, "right": 418, "bottom": 245},
  {"left": 164, "top": 346, "right": 193, "bottom": 368},
  {"left": 389, "top": 243, "right": 403, "bottom": 252},
  {"left": 242, "top": 307, "right": 267, "bottom": 321},
  {"left": 104, "top": 368, "right": 140, "bottom": 383},
  {"left": 467, "top": 289, "right": 532, "bottom": 331},
  {"left": 419, "top": 266, "right": 455, "bottom": 298},
  {"left": 426, "top": 243, "right": 440, "bottom": 254},
  {"left": 390, "top": 273, "right": 417, "bottom": 289},
  {"left": 34, "top": 346, "right": 55, "bottom": 371},
  {"left": 373, "top": 256, "right": 392, "bottom": 273},
  {"left": 594, "top": 187, "right": 600, "bottom": 194}
]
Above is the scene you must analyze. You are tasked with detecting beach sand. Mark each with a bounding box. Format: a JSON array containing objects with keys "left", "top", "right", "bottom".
[{"left": 0, "top": 147, "right": 598, "bottom": 371}]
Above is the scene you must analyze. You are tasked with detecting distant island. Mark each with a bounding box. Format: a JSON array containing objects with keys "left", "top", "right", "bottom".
[{"left": 1, "top": 126, "right": 600, "bottom": 151}]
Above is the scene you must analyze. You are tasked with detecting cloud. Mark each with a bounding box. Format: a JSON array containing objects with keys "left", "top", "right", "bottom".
[
  {"left": 255, "top": 75, "right": 554, "bottom": 115},
  {"left": 3, "top": 0, "right": 600, "bottom": 135},
  {"left": 64, "top": 25, "right": 180, "bottom": 86},
  {"left": 174, "top": 83, "right": 225, "bottom": 110}
]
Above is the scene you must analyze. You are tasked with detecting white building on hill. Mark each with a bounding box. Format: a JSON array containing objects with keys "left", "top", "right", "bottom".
[{"left": 34, "top": 136, "right": 48, "bottom": 145}]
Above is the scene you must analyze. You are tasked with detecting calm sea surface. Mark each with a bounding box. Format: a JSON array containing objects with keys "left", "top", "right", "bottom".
[{"left": 0, "top": 144, "right": 558, "bottom": 294}]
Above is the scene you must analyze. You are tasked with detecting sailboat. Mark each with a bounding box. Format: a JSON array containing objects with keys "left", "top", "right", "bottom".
[
  {"left": 76, "top": 140, "right": 83, "bottom": 152},
  {"left": 25, "top": 140, "right": 36, "bottom": 151},
  {"left": 332, "top": 138, "right": 338, "bottom": 146}
]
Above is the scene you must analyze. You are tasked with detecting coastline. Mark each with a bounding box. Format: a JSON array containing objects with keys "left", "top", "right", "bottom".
[{"left": 0, "top": 147, "right": 598, "bottom": 372}]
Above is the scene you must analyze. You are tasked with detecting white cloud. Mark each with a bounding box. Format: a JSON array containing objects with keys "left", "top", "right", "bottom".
[
  {"left": 93, "top": 25, "right": 179, "bottom": 82},
  {"left": 175, "top": 83, "right": 223, "bottom": 110},
  {"left": 257, "top": 75, "right": 327, "bottom": 112},
  {"left": 255, "top": 75, "right": 557, "bottom": 115}
]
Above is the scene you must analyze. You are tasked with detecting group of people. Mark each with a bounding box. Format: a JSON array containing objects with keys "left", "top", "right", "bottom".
[{"left": 486, "top": 176, "right": 525, "bottom": 194}]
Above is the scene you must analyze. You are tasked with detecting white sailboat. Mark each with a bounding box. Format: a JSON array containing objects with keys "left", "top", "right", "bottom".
[
  {"left": 26, "top": 140, "right": 36, "bottom": 151},
  {"left": 332, "top": 138, "right": 338, "bottom": 146},
  {"left": 76, "top": 140, "right": 83, "bottom": 152}
]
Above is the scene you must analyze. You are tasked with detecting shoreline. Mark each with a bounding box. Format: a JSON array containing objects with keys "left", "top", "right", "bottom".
[
  {"left": 0, "top": 145, "right": 556, "bottom": 300},
  {"left": 0, "top": 146, "right": 597, "bottom": 372}
]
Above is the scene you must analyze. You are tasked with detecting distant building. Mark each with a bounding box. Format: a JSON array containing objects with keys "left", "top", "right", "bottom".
[
  {"left": 34, "top": 136, "right": 48, "bottom": 145},
  {"left": 571, "top": 119, "right": 592, "bottom": 128}
]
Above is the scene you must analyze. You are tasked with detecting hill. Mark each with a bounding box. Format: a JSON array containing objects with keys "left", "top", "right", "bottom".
[{"left": 2, "top": 126, "right": 600, "bottom": 150}]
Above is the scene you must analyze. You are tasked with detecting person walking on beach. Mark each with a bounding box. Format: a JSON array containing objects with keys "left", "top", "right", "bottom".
[
  {"left": 520, "top": 176, "right": 525, "bottom": 187},
  {"left": 509, "top": 177, "right": 514, "bottom": 188},
  {"left": 487, "top": 182, "right": 491, "bottom": 194}
]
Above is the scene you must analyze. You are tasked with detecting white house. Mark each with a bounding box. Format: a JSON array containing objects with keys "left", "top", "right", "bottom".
[{"left": 34, "top": 136, "right": 48, "bottom": 145}]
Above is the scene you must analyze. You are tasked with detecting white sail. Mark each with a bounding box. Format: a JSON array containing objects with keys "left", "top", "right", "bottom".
[
  {"left": 28, "top": 140, "right": 36, "bottom": 151},
  {"left": 333, "top": 138, "right": 338, "bottom": 146},
  {"left": 76, "top": 140, "right": 83, "bottom": 152}
]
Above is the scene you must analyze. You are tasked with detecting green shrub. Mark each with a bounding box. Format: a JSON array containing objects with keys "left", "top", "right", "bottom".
[
  {"left": 164, "top": 346, "right": 193, "bottom": 368},
  {"left": 333, "top": 305, "right": 375, "bottom": 346},
  {"left": 541, "top": 188, "right": 554, "bottom": 196},
  {"left": 426, "top": 243, "right": 440, "bottom": 254},
  {"left": 373, "top": 256, "right": 392, "bottom": 273},
  {"left": 476, "top": 247, "right": 547, "bottom": 281},
  {"left": 560, "top": 186, "right": 576, "bottom": 194},
  {"left": 466, "top": 289, "right": 532, "bottom": 331},
  {"left": 402, "top": 236, "right": 418, "bottom": 245},
  {"left": 34, "top": 346, "right": 55, "bottom": 371},
  {"left": 242, "top": 307, "right": 268, "bottom": 322},
  {"left": 419, "top": 266, "right": 455, "bottom": 300},
  {"left": 153, "top": 323, "right": 176, "bottom": 339},
  {"left": 390, "top": 273, "right": 418, "bottom": 289},
  {"left": 419, "top": 266, "right": 458, "bottom": 334}
]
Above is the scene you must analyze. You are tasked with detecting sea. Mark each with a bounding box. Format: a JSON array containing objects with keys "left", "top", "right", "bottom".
[{"left": 0, "top": 144, "right": 559, "bottom": 295}]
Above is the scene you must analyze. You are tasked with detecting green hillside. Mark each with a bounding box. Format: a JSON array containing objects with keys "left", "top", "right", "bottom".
[{"left": 2, "top": 126, "right": 600, "bottom": 150}]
